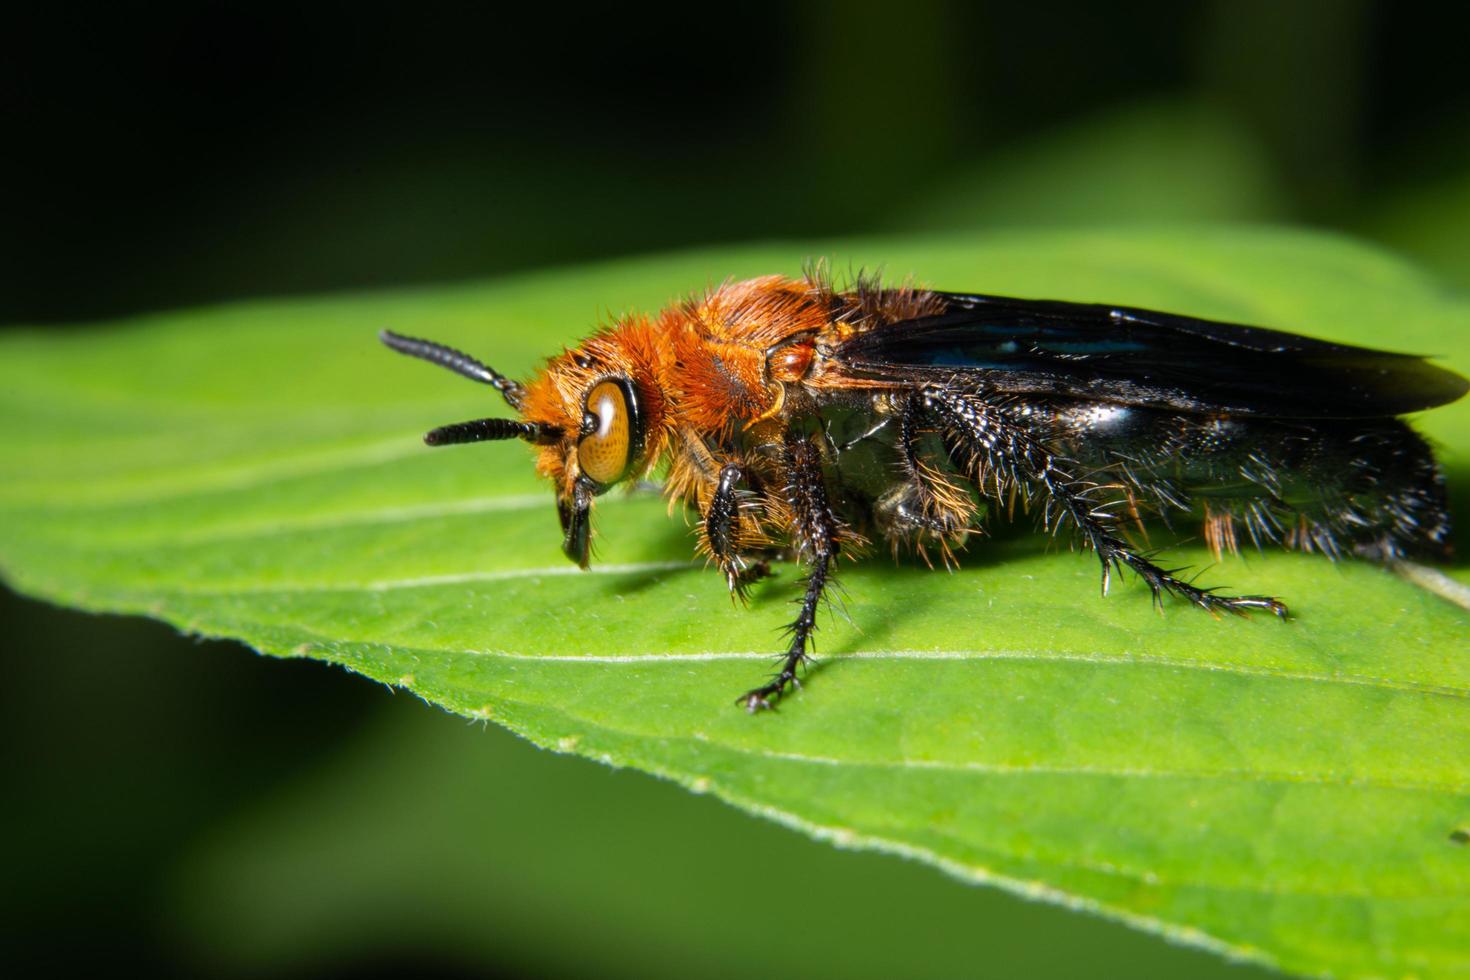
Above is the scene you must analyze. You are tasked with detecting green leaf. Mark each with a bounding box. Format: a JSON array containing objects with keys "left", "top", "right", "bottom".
[
  {"left": 2, "top": 227, "right": 1468, "bottom": 979},
  {"left": 166, "top": 697, "right": 1281, "bottom": 979}
]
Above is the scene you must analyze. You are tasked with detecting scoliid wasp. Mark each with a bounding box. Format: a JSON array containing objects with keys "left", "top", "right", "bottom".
[{"left": 381, "top": 269, "right": 1467, "bottom": 711}]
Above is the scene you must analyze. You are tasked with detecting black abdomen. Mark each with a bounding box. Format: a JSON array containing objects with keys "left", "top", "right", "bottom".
[{"left": 1047, "top": 400, "right": 1452, "bottom": 562}]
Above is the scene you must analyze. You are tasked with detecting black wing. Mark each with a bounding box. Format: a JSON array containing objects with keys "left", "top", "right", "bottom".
[{"left": 834, "top": 292, "right": 1468, "bottom": 418}]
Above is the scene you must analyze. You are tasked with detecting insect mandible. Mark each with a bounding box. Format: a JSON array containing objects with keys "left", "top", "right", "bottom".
[{"left": 381, "top": 270, "right": 1467, "bottom": 711}]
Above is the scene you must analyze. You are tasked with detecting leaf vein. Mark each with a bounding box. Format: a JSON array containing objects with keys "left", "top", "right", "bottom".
[{"left": 455, "top": 646, "right": 1470, "bottom": 702}]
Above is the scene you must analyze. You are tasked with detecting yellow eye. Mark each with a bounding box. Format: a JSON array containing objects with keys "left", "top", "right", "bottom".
[{"left": 577, "top": 380, "right": 634, "bottom": 486}]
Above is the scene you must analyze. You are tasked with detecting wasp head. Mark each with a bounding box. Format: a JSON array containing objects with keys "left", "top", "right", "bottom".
[{"left": 380, "top": 320, "right": 667, "bottom": 568}]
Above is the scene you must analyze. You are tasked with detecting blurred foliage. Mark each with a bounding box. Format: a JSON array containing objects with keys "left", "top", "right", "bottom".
[
  {"left": 4, "top": 2, "right": 1470, "bottom": 978},
  {"left": 1367, "top": 163, "right": 1470, "bottom": 287},
  {"left": 170, "top": 698, "right": 1272, "bottom": 980},
  {"left": 7, "top": 2, "right": 1470, "bottom": 324},
  {"left": 893, "top": 101, "right": 1287, "bottom": 229}
]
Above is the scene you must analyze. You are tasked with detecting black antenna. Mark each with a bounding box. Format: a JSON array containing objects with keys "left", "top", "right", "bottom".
[
  {"left": 424, "top": 418, "right": 557, "bottom": 446},
  {"left": 379, "top": 329, "right": 526, "bottom": 408}
]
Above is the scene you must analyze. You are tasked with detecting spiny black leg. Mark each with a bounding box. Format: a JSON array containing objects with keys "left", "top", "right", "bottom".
[
  {"left": 740, "top": 435, "right": 838, "bottom": 711},
  {"left": 895, "top": 394, "right": 972, "bottom": 534},
  {"left": 924, "top": 389, "right": 1287, "bottom": 619},
  {"left": 706, "top": 463, "right": 743, "bottom": 585},
  {"left": 705, "top": 462, "right": 772, "bottom": 601},
  {"left": 877, "top": 395, "right": 975, "bottom": 562}
]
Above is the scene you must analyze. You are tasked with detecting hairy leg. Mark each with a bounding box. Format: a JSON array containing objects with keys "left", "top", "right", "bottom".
[
  {"left": 702, "top": 461, "right": 773, "bottom": 601},
  {"left": 876, "top": 394, "right": 978, "bottom": 564},
  {"left": 740, "top": 434, "right": 841, "bottom": 711},
  {"left": 924, "top": 389, "right": 1287, "bottom": 617}
]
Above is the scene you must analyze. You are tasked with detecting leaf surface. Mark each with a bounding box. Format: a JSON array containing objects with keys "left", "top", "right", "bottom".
[{"left": 2, "top": 228, "right": 1468, "bottom": 979}]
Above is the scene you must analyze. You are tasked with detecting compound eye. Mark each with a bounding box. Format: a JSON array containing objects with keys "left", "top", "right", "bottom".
[{"left": 577, "top": 380, "right": 634, "bottom": 486}]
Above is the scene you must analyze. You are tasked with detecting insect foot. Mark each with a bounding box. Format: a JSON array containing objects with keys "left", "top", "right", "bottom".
[{"left": 739, "top": 664, "right": 806, "bottom": 713}]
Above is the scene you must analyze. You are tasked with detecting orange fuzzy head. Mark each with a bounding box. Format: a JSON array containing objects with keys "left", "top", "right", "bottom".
[
  {"left": 380, "top": 318, "right": 670, "bottom": 568},
  {"left": 380, "top": 275, "right": 843, "bottom": 570}
]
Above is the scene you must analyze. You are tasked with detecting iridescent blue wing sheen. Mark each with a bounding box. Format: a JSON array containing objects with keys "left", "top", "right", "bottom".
[{"left": 833, "top": 292, "right": 1468, "bottom": 418}]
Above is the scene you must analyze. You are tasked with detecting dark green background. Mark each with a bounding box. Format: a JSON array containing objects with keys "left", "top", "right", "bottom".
[{"left": 4, "top": 3, "right": 1468, "bottom": 977}]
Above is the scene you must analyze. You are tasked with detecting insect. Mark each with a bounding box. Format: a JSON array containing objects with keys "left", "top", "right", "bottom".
[{"left": 381, "top": 270, "right": 1467, "bottom": 711}]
